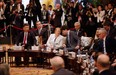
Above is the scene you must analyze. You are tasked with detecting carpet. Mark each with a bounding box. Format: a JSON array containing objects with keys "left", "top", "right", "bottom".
[{"left": 10, "top": 67, "right": 54, "bottom": 75}]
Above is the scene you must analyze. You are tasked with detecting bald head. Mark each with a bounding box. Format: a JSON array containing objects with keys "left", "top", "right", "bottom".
[
  {"left": 50, "top": 56, "right": 64, "bottom": 71},
  {"left": 97, "top": 54, "right": 110, "bottom": 68}
]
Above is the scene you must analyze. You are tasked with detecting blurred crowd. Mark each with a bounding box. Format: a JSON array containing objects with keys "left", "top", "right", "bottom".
[{"left": 0, "top": 0, "right": 116, "bottom": 75}]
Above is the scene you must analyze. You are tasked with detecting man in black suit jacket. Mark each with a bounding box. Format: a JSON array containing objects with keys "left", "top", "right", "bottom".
[
  {"left": 33, "top": 0, "right": 42, "bottom": 21},
  {"left": 93, "top": 28, "right": 116, "bottom": 54},
  {"left": 33, "top": 21, "right": 48, "bottom": 44},
  {"left": 96, "top": 54, "right": 116, "bottom": 75},
  {"left": 62, "top": 26, "right": 80, "bottom": 51},
  {"left": 53, "top": 4, "right": 63, "bottom": 27},
  {"left": 15, "top": 23, "right": 37, "bottom": 66},
  {"left": 16, "top": 23, "right": 37, "bottom": 49},
  {"left": 73, "top": 22, "right": 86, "bottom": 37},
  {"left": 50, "top": 56, "right": 76, "bottom": 75}
]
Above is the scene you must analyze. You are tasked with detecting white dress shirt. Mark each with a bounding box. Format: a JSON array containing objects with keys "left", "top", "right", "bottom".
[{"left": 94, "top": 10, "right": 105, "bottom": 23}]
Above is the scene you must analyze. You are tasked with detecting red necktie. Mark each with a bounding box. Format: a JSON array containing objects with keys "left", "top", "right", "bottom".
[{"left": 23, "top": 33, "right": 27, "bottom": 45}]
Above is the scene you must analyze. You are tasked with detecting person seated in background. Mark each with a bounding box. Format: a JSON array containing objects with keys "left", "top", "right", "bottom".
[
  {"left": 33, "top": 21, "right": 48, "bottom": 45},
  {"left": 15, "top": 23, "right": 37, "bottom": 49},
  {"left": 93, "top": 28, "right": 116, "bottom": 54},
  {"left": 96, "top": 54, "right": 116, "bottom": 75},
  {"left": 73, "top": 22, "right": 87, "bottom": 37},
  {"left": 0, "top": 63, "right": 10, "bottom": 75},
  {"left": 15, "top": 23, "right": 37, "bottom": 66},
  {"left": 50, "top": 56, "right": 76, "bottom": 75},
  {"left": 61, "top": 25, "right": 80, "bottom": 51},
  {"left": 46, "top": 27, "right": 64, "bottom": 50}
]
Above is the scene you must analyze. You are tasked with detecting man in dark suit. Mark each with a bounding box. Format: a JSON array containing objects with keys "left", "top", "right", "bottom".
[
  {"left": 11, "top": 0, "right": 24, "bottom": 28},
  {"left": 25, "top": 1, "right": 37, "bottom": 28},
  {"left": 93, "top": 28, "right": 116, "bottom": 54},
  {"left": 50, "top": 56, "right": 76, "bottom": 75},
  {"left": 53, "top": 4, "right": 63, "bottom": 27},
  {"left": 73, "top": 22, "right": 86, "bottom": 37},
  {"left": 33, "top": 0, "right": 42, "bottom": 21},
  {"left": 16, "top": 23, "right": 37, "bottom": 49},
  {"left": 34, "top": 21, "right": 48, "bottom": 45},
  {"left": 96, "top": 54, "right": 116, "bottom": 75},
  {"left": 61, "top": 26, "right": 80, "bottom": 51},
  {"left": 41, "top": 4, "right": 50, "bottom": 24},
  {"left": 15, "top": 23, "right": 37, "bottom": 66}
]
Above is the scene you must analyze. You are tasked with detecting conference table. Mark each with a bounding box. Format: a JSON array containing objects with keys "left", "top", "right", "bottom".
[
  {"left": 0, "top": 50, "right": 6, "bottom": 63},
  {"left": 0, "top": 48, "right": 95, "bottom": 74}
]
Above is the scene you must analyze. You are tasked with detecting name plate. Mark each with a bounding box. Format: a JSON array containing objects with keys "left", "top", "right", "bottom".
[
  {"left": 59, "top": 49, "right": 64, "bottom": 55},
  {"left": 0, "top": 46, "right": 3, "bottom": 51},
  {"left": 13, "top": 46, "right": 22, "bottom": 50},
  {"left": 46, "top": 47, "right": 51, "bottom": 52},
  {"left": 31, "top": 46, "right": 39, "bottom": 51}
]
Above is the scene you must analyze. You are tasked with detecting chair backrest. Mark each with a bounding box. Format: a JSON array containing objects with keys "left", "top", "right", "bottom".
[{"left": 81, "top": 36, "right": 93, "bottom": 47}]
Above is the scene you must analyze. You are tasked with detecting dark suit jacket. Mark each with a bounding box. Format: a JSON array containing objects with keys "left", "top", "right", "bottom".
[
  {"left": 73, "top": 29, "right": 85, "bottom": 37},
  {"left": 66, "top": 31, "right": 80, "bottom": 51},
  {"left": 93, "top": 36, "right": 116, "bottom": 54},
  {"left": 99, "top": 69, "right": 116, "bottom": 75},
  {"left": 53, "top": 9, "right": 63, "bottom": 27},
  {"left": 16, "top": 31, "right": 36, "bottom": 46},
  {"left": 33, "top": 27, "right": 48, "bottom": 44},
  {"left": 52, "top": 68, "right": 76, "bottom": 75}
]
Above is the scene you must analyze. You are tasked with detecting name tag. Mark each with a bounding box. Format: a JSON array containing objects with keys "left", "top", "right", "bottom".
[{"left": 31, "top": 46, "right": 39, "bottom": 51}]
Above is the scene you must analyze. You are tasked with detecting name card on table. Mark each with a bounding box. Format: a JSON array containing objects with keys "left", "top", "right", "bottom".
[
  {"left": 59, "top": 49, "right": 64, "bottom": 55},
  {"left": 31, "top": 46, "right": 39, "bottom": 51},
  {"left": 69, "top": 52, "right": 76, "bottom": 58},
  {"left": 77, "top": 54, "right": 86, "bottom": 59},
  {"left": 0, "top": 46, "right": 3, "bottom": 51},
  {"left": 13, "top": 46, "right": 22, "bottom": 50},
  {"left": 46, "top": 47, "right": 52, "bottom": 52}
]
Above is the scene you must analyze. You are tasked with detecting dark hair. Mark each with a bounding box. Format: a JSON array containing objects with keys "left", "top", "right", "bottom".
[
  {"left": 103, "top": 20, "right": 112, "bottom": 26},
  {"left": 61, "top": 25, "right": 69, "bottom": 30},
  {"left": 23, "top": 23, "right": 29, "bottom": 27},
  {"left": 42, "top": 4, "right": 46, "bottom": 6},
  {"left": 48, "top": 5, "right": 52, "bottom": 8}
]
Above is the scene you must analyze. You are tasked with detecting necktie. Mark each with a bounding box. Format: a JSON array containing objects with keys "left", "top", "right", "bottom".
[
  {"left": 23, "top": 32, "right": 28, "bottom": 45},
  {"left": 38, "top": 28, "right": 42, "bottom": 35},
  {"left": 67, "top": 31, "right": 71, "bottom": 47}
]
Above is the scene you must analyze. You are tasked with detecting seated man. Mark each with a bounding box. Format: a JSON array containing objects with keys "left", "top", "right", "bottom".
[
  {"left": 15, "top": 23, "right": 37, "bottom": 66},
  {"left": 61, "top": 25, "right": 80, "bottom": 51},
  {"left": 15, "top": 23, "right": 37, "bottom": 49},
  {"left": 50, "top": 56, "right": 76, "bottom": 75},
  {"left": 33, "top": 21, "right": 48, "bottom": 45}
]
